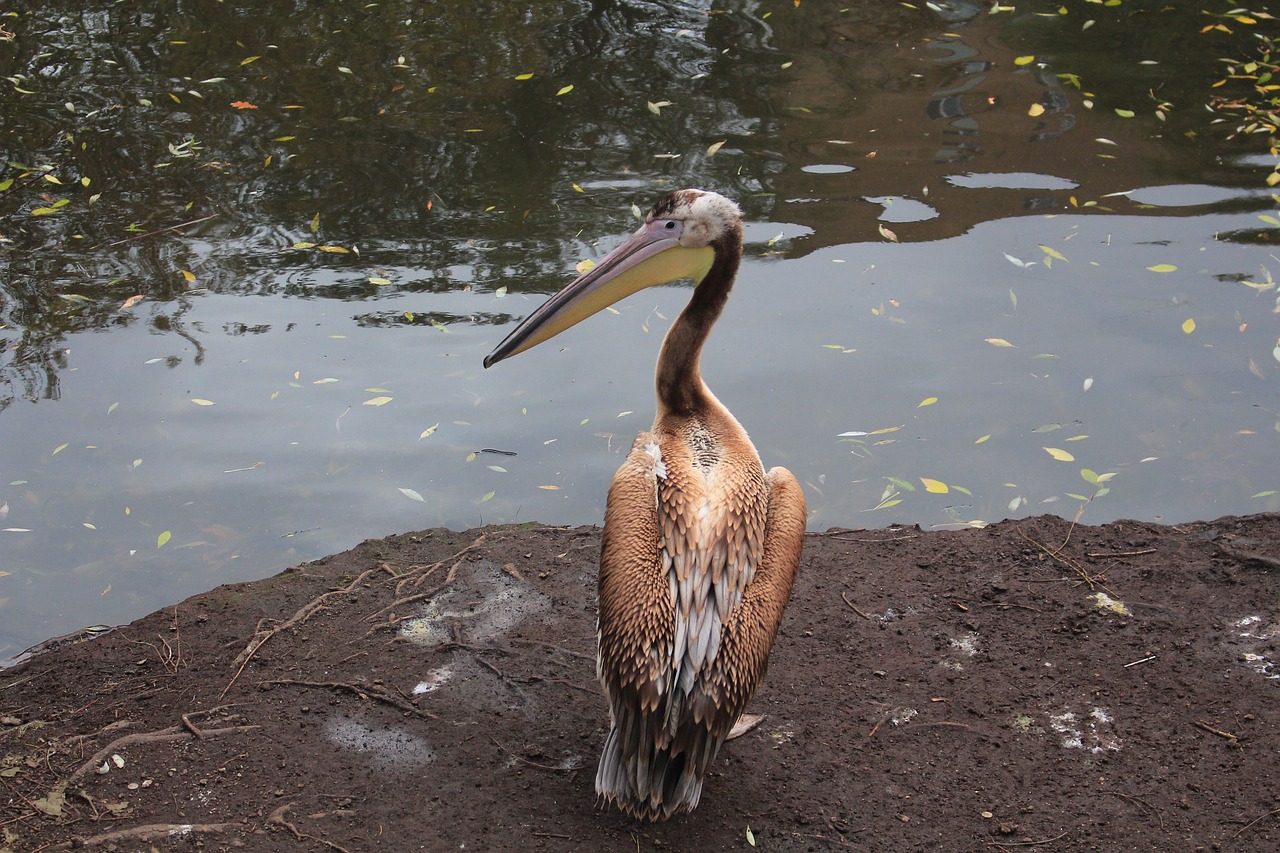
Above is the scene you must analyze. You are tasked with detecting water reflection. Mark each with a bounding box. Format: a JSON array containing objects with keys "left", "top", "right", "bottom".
[{"left": 2, "top": 0, "right": 1279, "bottom": 655}]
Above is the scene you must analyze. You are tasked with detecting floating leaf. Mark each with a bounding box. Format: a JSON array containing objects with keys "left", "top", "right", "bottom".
[
  {"left": 1043, "top": 447, "right": 1075, "bottom": 462},
  {"left": 576, "top": 258, "right": 596, "bottom": 274},
  {"left": 191, "top": 398, "right": 215, "bottom": 406},
  {"left": 419, "top": 423, "right": 440, "bottom": 439},
  {"left": 1014, "top": 55, "right": 1036, "bottom": 66},
  {"left": 985, "top": 338, "right": 1015, "bottom": 347},
  {"left": 230, "top": 100, "right": 257, "bottom": 109},
  {"left": 479, "top": 490, "right": 495, "bottom": 502},
  {"left": 1039, "top": 244, "right": 1067, "bottom": 262},
  {"left": 240, "top": 55, "right": 260, "bottom": 65},
  {"left": 1146, "top": 263, "right": 1177, "bottom": 273},
  {"left": 1181, "top": 318, "right": 1196, "bottom": 334},
  {"left": 917, "top": 396, "right": 938, "bottom": 408},
  {"left": 1083, "top": 376, "right": 1094, "bottom": 391},
  {"left": 1114, "top": 108, "right": 1135, "bottom": 118},
  {"left": 313, "top": 377, "right": 339, "bottom": 384},
  {"left": 363, "top": 396, "right": 393, "bottom": 406},
  {"left": 157, "top": 530, "right": 172, "bottom": 548},
  {"left": 369, "top": 276, "right": 391, "bottom": 285},
  {"left": 707, "top": 140, "right": 726, "bottom": 156},
  {"left": 538, "top": 484, "right": 561, "bottom": 490},
  {"left": 52, "top": 442, "right": 69, "bottom": 456},
  {"left": 975, "top": 434, "right": 990, "bottom": 444},
  {"left": 920, "top": 477, "right": 950, "bottom": 494},
  {"left": 120, "top": 294, "right": 144, "bottom": 310},
  {"left": 107, "top": 401, "right": 119, "bottom": 414},
  {"left": 398, "top": 487, "right": 425, "bottom": 502},
  {"left": 181, "top": 270, "right": 196, "bottom": 282},
  {"left": 515, "top": 72, "right": 534, "bottom": 80},
  {"left": 1028, "top": 103, "right": 1046, "bottom": 117},
  {"left": 556, "top": 84, "right": 574, "bottom": 96},
  {"left": 877, "top": 223, "right": 899, "bottom": 242},
  {"left": 495, "top": 285, "right": 507, "bottom": 298}
]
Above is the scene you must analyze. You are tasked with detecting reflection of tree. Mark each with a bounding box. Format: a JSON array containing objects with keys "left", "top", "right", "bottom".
[{"left": 2, "top": 0, "right": 1265, "bottom": 409}]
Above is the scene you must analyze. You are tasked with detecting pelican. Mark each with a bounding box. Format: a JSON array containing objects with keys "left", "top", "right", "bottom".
[{"left": 484, "top": 189, "right": 805, "bottom": 820}]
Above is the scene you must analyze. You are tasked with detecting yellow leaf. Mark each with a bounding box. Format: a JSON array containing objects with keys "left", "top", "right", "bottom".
[
  {"left": 419, "top": 423, "right": 439, "bottom": 439},
  {"left": 538, "top": 484, "right": 561, "bottom": 490},
  {"left": 1181, "top": 318, "right": 1195, "bottom": 334},
  {"left": 707, "top": 140, "right": 726, "bottom": 156},
  {"left": 1146, "top": 263, "right": 1177, "bottom": 272},
  {"left": 157, "top": 530, "right": 172, "bottom": 548},
  {"left": 918, "top": 396, "right": 938, "bottom": 408},
  {"left": 920, "top": 477, "right": 950, "bottom": 494},
  {"left": 576, "top": 258, "right": 596, "bottom": 274},
  {"left": 975, "top": 434, "right": 990, "bottom": 444},
  {"left": 1043, "top": 447, "right": 1075, "bottom": 462},
  {"left": 1014, "top": 55, "right": 1035, "bottom": 66},
  {"left": 190, "top": 398, "right": 215, "bottom": 406},
  {"left": 181, "top": 270, "right": 196, "bottom": 282},
  {"left": 515, "top": 72, "right": 534, "bottom": 80},
  {"left": 317, "top": 245, "right": 350, "bottom": 253},
  {"left": 1028, "top": 103, "right": 1045, "bottom": 117},
  {"left": 1114, "top": 108, "right": 1135, "bottom": 118},
  {"left": 984, "top": 338, "right": 1015, "bottom": 347},
  {"left": 1039, "top": 244, "right": 1067, "bottom": 262},
  {"left": 572, "top": 183, "right": 583, "bottom": 192},
  {"left": 556, "top": 84, "right": 574, "bottom": 96},
  {"left": 363, "top": 396, "right": 393, "bottom": 407},
  {"left": 369, "top": 277, "right": 391, "bottom": 285},
  {"left": 878, "top": 223, "right": 898, "bottom": 242}
]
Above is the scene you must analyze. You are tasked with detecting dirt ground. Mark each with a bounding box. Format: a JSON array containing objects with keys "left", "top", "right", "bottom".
[{"left": 2, "top": 512, "right": 1279, "bottom": 852}]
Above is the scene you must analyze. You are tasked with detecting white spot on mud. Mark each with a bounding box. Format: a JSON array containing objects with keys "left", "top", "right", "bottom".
[
  {"left": 325, "top": 718, "right": 434, "bottom": 770},
  {"left": 891, "top": 708, "right": 917, "bottom": 726},
  {"left": 1090, "top": 592, "right": 1130, "bottom": 616},
  {"left": 399, "top": 559, "right": 550, "bottom": 647},
  {"left": 1049, "top": 706, "right": 1121, "bottom": 754},
  {"left": 412, "top": 667, "right": 453, "bottom": 694},
  {"left": 1232, "top": 615, "right": 1279, "bottom": 679}
]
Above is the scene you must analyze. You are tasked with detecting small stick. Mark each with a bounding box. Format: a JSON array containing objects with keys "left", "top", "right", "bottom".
[
  {"left": 222, "top": 563, "right": 388, "bottom": 698},
  {"left": 269, "top": 803, "right": 351, "bottom": 853},
  {"left": 1123, "top": 655, "right": 1157, "bottom": 668},
  {"left": 986, "top": 831, "right": 1068, "bottom": 847},
  {"left": 840, "top": 591, "right": 873, "bottom": 620},
  {"left": 1086, "top": 548, "right": 1156, "bottom": 558},
  {"left": 508, "top": 638, "right": 594, "bottom": 660},
  {"left": 488, "top": 736, "right": 579, "bottom": 773},
  {"left": 261, "top": 678, "right": 437, "bottom": 718},
  {"left": 1233, "top": 806, "right": 1280, "bottom": 840},
  {"left": 180, "top": 712, "right": 205, "bottom": 739},
  {"left": 1192, "top": 720, "right": 1238, "bottom": 741},
  {"left": 51, "top": 822, "right": 239, "bottom": 849},
  {"left": 104, "top": 214, "right": 219, "bottom": 248}
]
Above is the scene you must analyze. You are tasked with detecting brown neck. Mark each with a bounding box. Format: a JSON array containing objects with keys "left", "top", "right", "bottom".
[{"left": 655, "top": 231, "right": 742, "bottom": 417}]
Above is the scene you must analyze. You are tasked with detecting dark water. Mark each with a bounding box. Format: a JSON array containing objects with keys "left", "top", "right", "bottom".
[{"left": 2, "top": 0, "right": 1278, "bottom": 655}]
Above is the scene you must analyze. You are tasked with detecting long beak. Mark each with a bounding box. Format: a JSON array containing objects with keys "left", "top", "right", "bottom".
[{"left": 483, "top": 223, "right": 714, "bottom": 368}]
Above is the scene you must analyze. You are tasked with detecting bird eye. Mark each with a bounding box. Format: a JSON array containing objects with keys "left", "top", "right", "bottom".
[{"left": 664, "top": 220, "right": 677, "bottom": 230}]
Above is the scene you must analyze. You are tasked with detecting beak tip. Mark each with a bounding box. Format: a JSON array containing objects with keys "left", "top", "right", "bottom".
[{"left": 482, "top": 353, "right": 500, "bottom": 369}]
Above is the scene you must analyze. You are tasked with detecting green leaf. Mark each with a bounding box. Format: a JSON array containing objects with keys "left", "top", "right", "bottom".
[
  {"left": 918, "top": 396, "right": 938, "bottom": 408},
  {"left": 1146, "top": 263, "right": 1177, "bottom": 273},
  {"left": 363, "top": 396, "right": 393, "bottom": 407},
  {"left": 1043, "top": 447, "right": 1075, "bottom": 462},
  {"left": 157, "top": 530, "right": 171, "bottom": 548}
]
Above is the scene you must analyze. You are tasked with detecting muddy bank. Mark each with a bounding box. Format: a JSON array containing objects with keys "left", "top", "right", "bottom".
[{"left": 2, "top": 514, "right": 1278, "bottom": 851}]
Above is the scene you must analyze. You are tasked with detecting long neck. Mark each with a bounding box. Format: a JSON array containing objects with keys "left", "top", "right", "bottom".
[{"left": 655, "top": 232, "right": 742, "bottom": 417}]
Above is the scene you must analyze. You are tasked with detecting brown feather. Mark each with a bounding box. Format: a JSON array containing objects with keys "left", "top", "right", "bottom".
[{"left": 594, "top": 190, "right": 806, "bottom": 821}]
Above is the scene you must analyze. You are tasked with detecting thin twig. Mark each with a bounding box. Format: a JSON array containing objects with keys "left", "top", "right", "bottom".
[
  {"left": 103, "top": 214, "right": 219, "bottom": 248},
  {"left": 260, "top": 679, "right": 437, "bottom": 719},
  {"left": 1192, "top": 720, "right": 1238, "bottom": 742},
  {"left": 1086, "top": 548, "right": 1156, "bottom": 558},
  {"left": 1233, "top": 807, "right": 1280, "bottom": 840},
  {"left": 68, "top": 723, "right": 260, "bottom": 784},
  {"left": 269, "top": 803, "right": 351, "bottom": 853},
  {"left": 840, "top": 591, "right": 873, "bottom": 620},
  {"left": 222, "top": 563, "right": 390, "bottom": 698},
  {"left": 51, "top": 822, "right": 239, "bottom": 849}
]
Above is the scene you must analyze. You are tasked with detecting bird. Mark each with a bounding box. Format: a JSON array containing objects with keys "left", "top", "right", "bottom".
[{"left": 484, "top": 188, "right": 805, "bottom": 820}]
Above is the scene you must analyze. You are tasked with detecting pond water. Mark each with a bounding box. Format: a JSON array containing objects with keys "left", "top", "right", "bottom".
[{"left": 2, "top": 0, "right": 1278, "bottom": 656}]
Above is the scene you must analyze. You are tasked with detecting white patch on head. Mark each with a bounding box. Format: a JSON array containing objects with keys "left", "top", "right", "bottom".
[{"left": 650, "top": 189, "right": 741, "bottom": 248}]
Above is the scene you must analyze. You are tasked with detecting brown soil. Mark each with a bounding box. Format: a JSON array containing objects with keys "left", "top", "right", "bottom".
[{"left": 2, "top": 513, "right": 1279, "bottom": 852}]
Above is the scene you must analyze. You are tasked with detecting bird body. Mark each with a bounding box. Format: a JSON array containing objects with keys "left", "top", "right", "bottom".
[{"left": 485, "top": 189, "right": 805, "bottom": 820}]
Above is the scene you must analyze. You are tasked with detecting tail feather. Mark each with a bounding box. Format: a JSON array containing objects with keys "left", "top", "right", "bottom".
[{"left": 595, "top": 723, "right": 708, "bottom": 821}]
